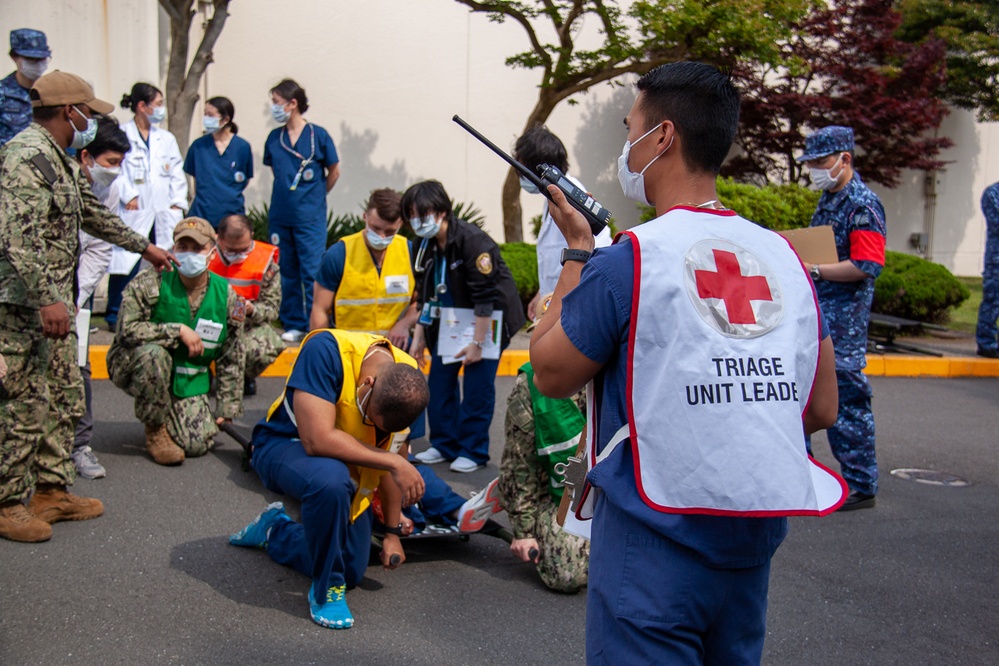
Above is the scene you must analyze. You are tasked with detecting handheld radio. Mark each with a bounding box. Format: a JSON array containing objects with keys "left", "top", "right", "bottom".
[{"left": 452, "top": 115, "right": 611, "bottom": 236}]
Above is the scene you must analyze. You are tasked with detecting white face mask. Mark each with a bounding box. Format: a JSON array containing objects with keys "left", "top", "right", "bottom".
[
  {"left": 410, "top": 214, "right": 441, "bottom": 239},
  {"left": 69, "top": 106, "right": 98, "bottom": 150},
  {"left": 17, "top": 57, "right": 48, "bottom": 81},
  {"left": 617, "top": 124, "right": 671, "bottom": 206},
  {"left": 147, "top": 106, "right": 166, "bottom": 125},
  {"left": 365, "top": 227, "right": 394, "bottom": 251},
  {"left": 808, "top": 154, "right": 845, "bottom": 191},
  {"left": 203, "top": 115, "right": 221, "bottom": 132},
  {"left": 175, "top": 251, "right": 210, "bottom": 278},
  {"left": 88, "top": 160, "right": 121, "bottom": 188},
  {"left": 519, "top": 176, "right": 540, "bottom": 195},
  {"left": 271, "top": 103, "right": 291, "bottom": 124}
]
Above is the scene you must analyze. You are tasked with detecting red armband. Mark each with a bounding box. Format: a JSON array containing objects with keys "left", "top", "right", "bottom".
[{"left": 849, "top": 230, "right": 885, "bottom": 265}]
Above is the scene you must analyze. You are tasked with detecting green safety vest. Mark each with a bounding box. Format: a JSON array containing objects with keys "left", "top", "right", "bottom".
[
  {"left": 151, "top": 270, "right": 229, "bottom": 398},
  {"left": 520, "top": 363, "right": 586, "bottom": 501}
]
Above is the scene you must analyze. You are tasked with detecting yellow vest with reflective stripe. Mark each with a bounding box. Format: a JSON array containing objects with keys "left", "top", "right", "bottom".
[
  {"left": 265, "top": 329, "right": 418, "bottom": 522},
  {"left": 334, "top": 231, "right": 413, "bottom": 335}
]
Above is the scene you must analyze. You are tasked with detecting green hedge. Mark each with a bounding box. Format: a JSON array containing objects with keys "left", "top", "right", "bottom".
[
  {"left": 873, "top": 250, "right": 970, "bottom": 323},
  {"left": 499, "top": 242, "right": 539, "bottom": 312}
]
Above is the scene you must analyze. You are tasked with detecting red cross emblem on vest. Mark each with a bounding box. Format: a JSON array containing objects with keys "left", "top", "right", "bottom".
[{"left": 694, "top": 249, "right": 773, "bottom": 325}]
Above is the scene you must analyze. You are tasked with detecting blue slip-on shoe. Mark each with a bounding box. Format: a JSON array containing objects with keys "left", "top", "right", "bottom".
[
  {"left": 309, "top": 582, "right": 354, "bottom": 629},
  {"left": 229, "top": 502, "right": 290, "bottom": 548}
]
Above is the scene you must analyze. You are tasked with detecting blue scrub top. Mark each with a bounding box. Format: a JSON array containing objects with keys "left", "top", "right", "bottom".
[
  {"left": 183, "top": 133, "right": 254, "bottom": 227},
  {"left": 263, "top": 123, "right": 339, "bottom": 227},
  {"left": 560, "top": 239, "right": 830, "bottom": 569}
]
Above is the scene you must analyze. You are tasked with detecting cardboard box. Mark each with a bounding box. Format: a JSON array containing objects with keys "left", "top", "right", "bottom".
[{"left": 777, "top": 226, "right": 839, "bottom": 265}]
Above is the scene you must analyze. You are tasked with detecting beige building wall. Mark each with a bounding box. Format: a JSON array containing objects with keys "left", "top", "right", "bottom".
[{"left": 3, "top": 0, "right": 997, "bottom": 275}]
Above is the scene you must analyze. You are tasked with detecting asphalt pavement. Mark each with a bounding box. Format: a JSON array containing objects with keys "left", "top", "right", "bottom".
[{"left": 1, "top": 375, "right": 997, "bottom": 665}]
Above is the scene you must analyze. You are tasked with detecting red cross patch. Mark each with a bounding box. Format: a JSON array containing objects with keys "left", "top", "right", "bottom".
[{"left": 683, "top": 240, "right": 783, "bottom": 338}]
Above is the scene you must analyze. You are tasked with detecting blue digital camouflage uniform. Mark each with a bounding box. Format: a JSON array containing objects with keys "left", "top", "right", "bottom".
[
  {"left": 975, "top": 183, "right": 999, "bottom": 355},
  {"left": 0, "top": 29, "right": 51, "bottom": 148},
  {"left": 808, "top": 170, "right": 886, "bottom": 497}
]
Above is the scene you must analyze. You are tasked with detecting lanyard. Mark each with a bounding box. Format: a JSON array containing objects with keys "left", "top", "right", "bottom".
[{"left": 279, "top": 123, "right": 315, "bottom": 191}]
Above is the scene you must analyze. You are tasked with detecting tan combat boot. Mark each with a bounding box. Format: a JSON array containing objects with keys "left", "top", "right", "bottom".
[
  {"left": 0, "top": 501, "right": 53, "bottom": 542},
  {"left": 27, "top": 484, "right": 104, "bottom": 524},
  {"left": 145, "top": 423, "right": 185, "bottom": 466}
]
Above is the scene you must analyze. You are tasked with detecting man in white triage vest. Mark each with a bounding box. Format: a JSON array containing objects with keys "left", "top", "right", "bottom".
[{"left": 530, "top": 61, "right": 844, "bottom": 664}]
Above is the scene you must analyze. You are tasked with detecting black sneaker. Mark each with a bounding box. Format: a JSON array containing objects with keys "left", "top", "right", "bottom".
[
  {"left": 976, "top": 347, "right": 999, "bottom": 359},
  {"left": 244, "top": 379, "right": 257, "bottom": 396},
  {"left": 837, "top": 490, "right": 876, "bottom": 512}
]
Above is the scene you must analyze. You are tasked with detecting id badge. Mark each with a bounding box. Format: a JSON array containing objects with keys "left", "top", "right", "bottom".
[
  {"left": 419, "top": 302, "right": 433, "bottom": 326},
  {"left": 194, "top": 318, "right": 223, "bottom": 343}
]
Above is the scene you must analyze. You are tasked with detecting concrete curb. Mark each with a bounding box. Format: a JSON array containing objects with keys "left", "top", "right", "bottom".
[{"left": 87, "top": 345, "right": 999, "bottom": 380}]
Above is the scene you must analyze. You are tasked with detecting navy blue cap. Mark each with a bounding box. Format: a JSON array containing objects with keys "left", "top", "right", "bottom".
[
  {"left": 797, "top": 126, "right": 854, "bottom": 163},
  {"left": 10, "top": 29, "right": 51, "bottom": 59}
]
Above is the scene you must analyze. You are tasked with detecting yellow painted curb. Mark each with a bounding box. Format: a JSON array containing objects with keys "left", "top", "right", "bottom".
[{"left": 87, "top": 345, "right": 999, "bottom": 380}]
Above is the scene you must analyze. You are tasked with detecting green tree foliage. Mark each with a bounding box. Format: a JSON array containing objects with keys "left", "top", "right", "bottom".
[
  {"left": 499, "top": 242, "right": 540, "bottom": 311},
  {"left": 897, "top": 0, "right": 999, "bottom": 122},
  {"left": 453, "top": 0, "right": 812, "bottom": 242},
  {"left": 873, "top": 250, "right": 970, "bottom": 322}
]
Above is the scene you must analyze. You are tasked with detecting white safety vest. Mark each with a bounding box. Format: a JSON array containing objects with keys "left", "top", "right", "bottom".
[{"left": 578, "top": 206, "right": 846, "bottom": 520}]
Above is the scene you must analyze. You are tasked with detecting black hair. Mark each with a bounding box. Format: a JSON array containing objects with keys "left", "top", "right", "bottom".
[
  {"left": 206, "top": 96, "right": 238, "bottom": 134},
  {"left": 270, "top": 79, "right": 308, "bottom": 114},
  {"left": 400, "top": 180, "right": 454, "bottom": 223},
  {"left": 635, "top": 62, "right": 739, "bottom": 175},
  {"left": 82, "top": 114, "right": 130, "bottom": 158},
  {"left": 513, "top": 126, "right": 569, "bottom": 175},
  {"left": 370, "top": 364, "right": 430, "bottom": 433},
  {"left": 120, "top": 82, "right": 161, "bottom": 112},
  {"left": 217, "top": 214, "right": 253, "bottom": 239},
  {"left": 32, "top": 105, "right": 63, "bottom": 121}
]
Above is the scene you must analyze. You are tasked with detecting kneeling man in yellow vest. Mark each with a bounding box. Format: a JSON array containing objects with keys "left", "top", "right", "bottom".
[{"left": 107, "top": 217, "right": 246, "bottom": 465}]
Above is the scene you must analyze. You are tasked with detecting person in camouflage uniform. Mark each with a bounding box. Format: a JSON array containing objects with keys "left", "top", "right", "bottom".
[
  {"left": 0, "top": 71, "right": 174, "bottom": 543},
  {"left": 497, "top": 367, "right": 589, "bottom": 593},
  {"left": 107, "top": 218, "right": 245, "bottom": 465},
  {"left": 798, "top": 126, "right": 887, "bottom": 511},
  {"left": 208, "top": 213, "right": 284, "bottom": 395},
  {"left": 975, "top": 182, "right": 999, "bottom": 358},
  {"left": 0, "top": 29, "right": 51, "bottom": 148}
]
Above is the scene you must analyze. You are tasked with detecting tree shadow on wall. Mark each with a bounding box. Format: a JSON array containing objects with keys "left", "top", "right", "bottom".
[{"left": 332, "top": 122, "right": 411, "bottom": 213}]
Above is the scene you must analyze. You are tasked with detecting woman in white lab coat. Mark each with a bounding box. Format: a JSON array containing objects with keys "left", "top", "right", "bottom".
[{"left": 105, "top": 82, "right": 188, "bottom": 328}]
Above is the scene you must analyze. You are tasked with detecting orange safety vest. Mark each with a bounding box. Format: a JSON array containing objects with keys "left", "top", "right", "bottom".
[{"left": 208, "top": 241, "right": 278, "bottom": 301}]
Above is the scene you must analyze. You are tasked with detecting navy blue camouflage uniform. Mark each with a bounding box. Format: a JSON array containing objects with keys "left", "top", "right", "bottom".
[
  {"left": 0, "top": 30, "right": 51, "bottom": 148},
  {"left": 975, "top": 182, "right": 999, "bottom": 355},
  {"left": 808, "top": 172, "right": 886, "bottom": 497}
]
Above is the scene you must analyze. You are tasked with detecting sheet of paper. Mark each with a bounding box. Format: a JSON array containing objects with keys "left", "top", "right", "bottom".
[
  {"left": 436, "top": 307, "right": 503, "bottom": 364},
  {"left": 76, "top": 308, "right": 91, "bottom": 367},
  {"left": 560, "top": 508, "right": 592, "bottom": 541}
]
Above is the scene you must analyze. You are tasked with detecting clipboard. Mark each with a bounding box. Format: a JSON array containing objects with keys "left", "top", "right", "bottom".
[{"left": 777, "top": 226, "right": 839, "bottom": 265}]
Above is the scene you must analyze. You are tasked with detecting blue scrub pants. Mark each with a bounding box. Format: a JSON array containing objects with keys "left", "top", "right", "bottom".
[
  {"left": 251, "top": 433, "right": 373, "bottom": 594},
  {"left": 104, "top": 260, "right": 141, "bottom": 328},
  {"left": 587, "top": 495, "right": 772, "bottom": 665},
  {"left": 427, "top": 353, "right": 500, "bottom": 465},
  {"left": 402, "top": 463, "right": 466, "bottom": 529},
  {"left": 271, "top": 219, "right": 326, "bottom": 332}
]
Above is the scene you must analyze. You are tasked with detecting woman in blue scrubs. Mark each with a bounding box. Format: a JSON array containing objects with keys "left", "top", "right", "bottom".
[
  {"left": 263, "top": 79, "right": 341, "bottom": 343},
  {"left": 183, "top": 96, "right": 253, "bottom": 228}
]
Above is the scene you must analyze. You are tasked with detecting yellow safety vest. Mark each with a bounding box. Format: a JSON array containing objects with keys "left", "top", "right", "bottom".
[
  {"left": 266, "top": 329, "right": 417, "bottom": 522},
  {"left": 334, "top": 231, "right": 414, "bottom": 335}
]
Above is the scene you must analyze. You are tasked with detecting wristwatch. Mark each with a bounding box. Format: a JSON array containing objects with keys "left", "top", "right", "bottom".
[
  {"left": 470, "top": 339, "right": 484, "bottom": 348},
  {"left": 382, "top": 523, "right": 404, "bottom": 536},
  {"left": 810, "top": 264, "right": 822, "bottom": 281},
  {"left": 560, "top": 248, "right": 593, "bottom": 266}
]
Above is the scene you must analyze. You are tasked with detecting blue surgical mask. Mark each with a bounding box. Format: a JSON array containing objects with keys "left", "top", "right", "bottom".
[
  {"left": 175, "top": 251, "right": 209, "bottom": 278},
  {"left": 203, "top": 115, "right": 221, "bottom": 132},
  {"left": 271, "top": 103, "right": 291, "bottom": 124},
  {"left": 617, "top": 124, "right": 670, "bottom": 206},
  {"left": 69, "top": 106, "right": 98, "bottom": 150},
  {"left": 366, "top": 227, "right": 394, "bottom": 251},
  {"left": 519, "top": 176, "right": 540, "bottom": 195},
  {"left": 148, "top": 106, "right": 166, "bottom": 125},
  {"left": 410, "top": 214, "right": 441, "bottom": 239}
]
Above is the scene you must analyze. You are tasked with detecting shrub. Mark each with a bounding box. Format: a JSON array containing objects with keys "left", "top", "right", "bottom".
[
  {"left": 873, "top": 250, "right": 970, "bottom": 323},
  {"left": 499, "top": 242, "right": 539, "bottom": 312}
]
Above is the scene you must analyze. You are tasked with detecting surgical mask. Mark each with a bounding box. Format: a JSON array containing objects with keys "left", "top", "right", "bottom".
[
  {"left": 175, "top": 251, "right": 209, "bottom": 278},
  {"left": 69, "top": 106, "right": 98, "bottom": 150},
  {"left": 88, "top": 160, "right": 121, "bottom": 188},
  {"left": 147, "top": 106, "right": 166, "bottom": 124},
  {"left": 410, "top": 214, "right": 441, "bottom": 239},
  {"left": 17, "top": 58, "right": 48, "bottom": 80},
  {"left": 203, "top": 115, "right": 221, "bottom": 132},
  {"left": 365, "top": 227, "right": 394, "bottom": 251},
  {"left": 617, "top": 125, "right": 671, "bottom": 206},
  {"left": 271, "top": 103, "right": 291, "bottom": 124},
  {"left": 356, "top": 383, "right": 374, "bottom": 426},
  {"left": 519, "top": 176, "right": 540, "bottom": 195},
  {"left": 808, "top": 154, "right": 844, "bottom": 191}
]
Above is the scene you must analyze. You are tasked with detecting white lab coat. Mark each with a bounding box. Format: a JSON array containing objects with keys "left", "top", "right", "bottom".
[{"left": 108, "top": 120, "right": 188, "bottom": 275}]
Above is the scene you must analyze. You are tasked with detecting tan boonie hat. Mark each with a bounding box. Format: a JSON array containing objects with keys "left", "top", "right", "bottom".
[
  {"left": 173, "top": 217, "right": 216, "bottom": 246},
  {"left": 30, "top": 70, "right": 114, "bottom": 114}
]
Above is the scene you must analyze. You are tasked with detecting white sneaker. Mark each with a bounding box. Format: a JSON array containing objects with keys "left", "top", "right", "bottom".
[
  {"left": 281, "top": 329, "right": 306, "bottom": 343},
  {"left": 449, "top": 456, "right": 485, "bottom": 474},
  {"left": 457, "top": 478, "right": 502, "bottom": 532},
  {"left": 414, "top": 447, "right": 447, "bottom": 464},
  {"left": 71, "top": 446, "right": 106, "bottom": 479}
]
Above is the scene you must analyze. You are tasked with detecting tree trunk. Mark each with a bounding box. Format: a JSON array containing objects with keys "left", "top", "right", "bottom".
[{"left": 501, "top": 94, "right": 559, "bottom": 242}]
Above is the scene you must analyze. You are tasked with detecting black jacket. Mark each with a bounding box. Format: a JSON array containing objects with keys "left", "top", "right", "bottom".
[{"left": 414, "top": 218, "right": 526, "bottom": 348}]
